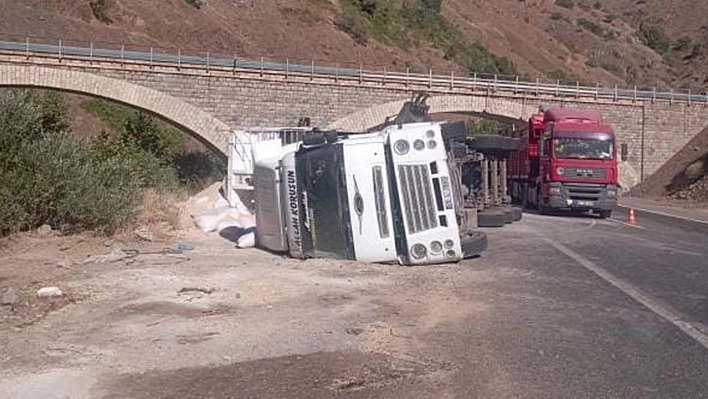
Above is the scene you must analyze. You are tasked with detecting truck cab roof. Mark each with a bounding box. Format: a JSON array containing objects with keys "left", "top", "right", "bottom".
[{"left": 543, "top": 108, "right": 602, "bottom": 124}]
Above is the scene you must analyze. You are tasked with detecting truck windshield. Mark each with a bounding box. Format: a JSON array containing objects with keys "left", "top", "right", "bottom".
[
  {"left": 297, "top": 145, "right": 354, "bottom": 259},
  {"left": 554, "top": 137, "right": 613, "bottom": 160}
]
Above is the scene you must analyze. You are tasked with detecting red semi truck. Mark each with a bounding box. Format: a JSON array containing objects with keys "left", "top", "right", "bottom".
[{"left": 507, "top": 108, "right": 618, "bottom": 218}]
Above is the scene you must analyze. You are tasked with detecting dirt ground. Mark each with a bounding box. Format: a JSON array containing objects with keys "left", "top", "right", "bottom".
[
  {"left": 0, "top": 216, "right": 474, "bottom": 398},
  {"left": 5, "top": 204, "right": 708, "bottom": 398}
]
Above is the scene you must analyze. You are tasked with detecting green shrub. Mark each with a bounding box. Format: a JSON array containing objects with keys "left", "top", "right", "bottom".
[
  {"left": 0, "top": 91, "right": 44, "bottom": 168},
  {"left": 185, "top": 0, "right": 203, "bottom": 9},
  {"left": 0, "top": 133, "right": 141, "bottom": 234},
  {"left": 639, "top": 24, "right": 671, "bottom": 54},
  {"left": 577, "top": 18, "right": 615, "bottom": 40},
  {"left": 173, "top": 151, "right": 226, "bottom": 193},
  {"left": 81, "top": 99, "right": 188, "bottom": 160},
  {"left": 466, "top": 119, "right": 501, "bottom": 136},
  {"left": 459, "top": 42, "right": 516, "bottom": 76},
  {"left": 578, "top": 18, "right": 602, "bottom": 35},
  {"left": 58, "top": 155, "right": 145, "bottom": 233},
  {"left": 87, "top": 133, "right": 179, "bottom": 191},
  {"left": 335, "top": 11, "right": 370, "bottom": 45},
  {"left": 0, "top": 90, "right": 181, "bottom": 235},
  {"left": 334, "top": 0, "right": 515, "bottom": 75},
  {"left": 555, "top": 0, "right": 575, "bottom": 9},
  {"left": 89, "top": 0, "right": 112, "bottom": 23}
]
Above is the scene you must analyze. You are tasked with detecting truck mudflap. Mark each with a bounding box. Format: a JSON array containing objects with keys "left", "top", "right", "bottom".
[
  {"left": 547, "top": 182, "right": 618, "bottom": 211},
  {"left": 461, "top": 231, "right": 488, "bottom": 258}
]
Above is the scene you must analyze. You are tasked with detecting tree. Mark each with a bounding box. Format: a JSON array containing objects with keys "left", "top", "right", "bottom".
[{"left": 122, "top": 112, "right": 165, "bottom": 158}]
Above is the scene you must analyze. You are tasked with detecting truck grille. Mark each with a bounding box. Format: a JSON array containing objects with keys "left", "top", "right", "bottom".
[
  {"left": 566, "top": 183, "right": 604, "bottom": 201},
  {"left": 398, "top": 165, "right": 438, "bottom": 234},
  {"left": 562, "top": 168, "right": 606, "bottom": 180}
]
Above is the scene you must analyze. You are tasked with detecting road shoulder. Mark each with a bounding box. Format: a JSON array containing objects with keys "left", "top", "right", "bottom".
[{"left": 619, "top": 197, "right": 708, "bottom": 224}]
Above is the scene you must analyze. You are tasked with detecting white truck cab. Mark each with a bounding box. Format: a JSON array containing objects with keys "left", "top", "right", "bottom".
[{"left": 250, "top": 122, "right": 485, "bottom": 265}]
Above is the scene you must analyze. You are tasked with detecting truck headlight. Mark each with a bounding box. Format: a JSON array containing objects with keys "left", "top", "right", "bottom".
[
  {"left": 556, "top": 167, "right": 565, "bottom": 176},
  {"left": 549, "top": 187, "right": 562, "bottom": 195},
  {"left": 425, "top": 130, "right": 436, "bottom": 139},
  {"left": 413, "top": 139, "right": 425, "bottom": 151},
  {"left": 411, "top": 244, "right": 427, "bottom": 259},
  {"left": 444, "top": 239, "right": 454, "bottom": 249},
  {"left": 427, "top": 140, "right": 437, "bottom": 149},
  {"left": 430, "top": 240, "right": 443, "bottom": 254},
  {"left": 606, "top": 189, "right": 617, "bottom": 197},
  {"left": 394, "top": 140, "right": 410, "bottom": 155}
]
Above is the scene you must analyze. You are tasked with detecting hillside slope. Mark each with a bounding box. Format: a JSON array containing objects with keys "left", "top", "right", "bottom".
[{"left": 5, "top": 0, "right": 705, "bottom": 89}]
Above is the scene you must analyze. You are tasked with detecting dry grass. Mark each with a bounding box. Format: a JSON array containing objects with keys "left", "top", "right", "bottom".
[{"left": 115, "top": 189, "right": 188, "bottom": 243}]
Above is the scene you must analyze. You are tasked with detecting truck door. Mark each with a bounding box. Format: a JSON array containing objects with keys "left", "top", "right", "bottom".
[{"left": 295, "top": 145, "right": 356, "bottom": 260}]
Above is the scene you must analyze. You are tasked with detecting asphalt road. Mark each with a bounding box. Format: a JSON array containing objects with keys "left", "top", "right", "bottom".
[
  {"left": 433, "top": 207, "right": 708, "bottom": 398},
  {"left": 114, "top": 208, "right": 708, "bottom": 399}
]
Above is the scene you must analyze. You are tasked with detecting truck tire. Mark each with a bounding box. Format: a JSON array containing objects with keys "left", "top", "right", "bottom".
[
  {"left": 324, "top": 130, "right": 338, "bottom": 143},
  {"left": 502, "top": 137, "right": 522, "bottom": 151},
  {"left": 598, "top": 210, "right": 612, "bottom": 219},
  {"left": 466, "top": 135, "right": 507, "bottom": 151},
  {"left": 503, "top": 208, "right": 514, "bottom": 224},
  {"left": 450, "top": 142, "right": 467, "bottom": 159},
  {"left": 303, "top": 132, "right": 326, "bottom": 146},
  {"left": 441, "top": 121, "right": 467, "bottom": 143},
  {"left": 461, "top": 231, "right": 488, "bottom": 258},
  {"left": 512, "top": 206, "right": 523, "bottom": 221},
  {"left": 477, "top": 209, "right": 506, "bottom": 227},
  {"left": 536, "top": 188, "right": 549, "bottom": 215}
]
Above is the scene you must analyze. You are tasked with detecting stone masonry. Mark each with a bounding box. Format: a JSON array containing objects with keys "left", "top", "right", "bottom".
[{"left": 1, "top": 56, "right": 708, "bottom": 189}]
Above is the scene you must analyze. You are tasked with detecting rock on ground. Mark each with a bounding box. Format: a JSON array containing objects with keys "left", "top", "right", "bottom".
[
  {"left": 2, "top": 287, "right": 19, "bottom": 306},
  {"left": 37, "top": 286, "right": 64, "bottom": 298},
  {"left": 37, "top": 224, "right": 52, "bottom": 236},
  {"left": 84, "top": 248, "right": 128, "bottom": 264}
]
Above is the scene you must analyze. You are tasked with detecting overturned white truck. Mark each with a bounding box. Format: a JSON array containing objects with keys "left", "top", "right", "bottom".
[{"left": 227, "top": 121, "right": 487, "bottom": 266}]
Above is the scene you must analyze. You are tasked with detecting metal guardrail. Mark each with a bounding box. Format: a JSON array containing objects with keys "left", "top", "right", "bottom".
[{"left": 1, "top": 36, "right": 707, "bottom": 105}]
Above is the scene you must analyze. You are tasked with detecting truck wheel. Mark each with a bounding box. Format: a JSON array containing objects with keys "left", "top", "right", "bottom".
[
  {"left": 303, "top": 132, "right": 326, "bottom": 145},
  {"left": 598, "top": 210, "right": 612, "bottom": 219},
  {"left": 451, "top": 142, "right": 467, "bottom": 159},
  {"left": 512, "top": 206, "right": 523, "bottom": 221},
  {"left": 502, "top": 137, "right": 522, "bottom": 151},
  {"left": 461, "top": 231, "right": 488, "bottom": 258},
  {"left": 324, "top": 130, "right": 338, "bottom": 143},
  {"left": 536, "top": 189, "right": 549, "bottom": 215},
  {"left": 466, "top": 135, "right": 507, "bottom": 151},
  {"left": 503, "top": 208, "right": 514, "bottom": 224},
  {"left": 478, "top": 209, "right": 506, "bottom": 227}
]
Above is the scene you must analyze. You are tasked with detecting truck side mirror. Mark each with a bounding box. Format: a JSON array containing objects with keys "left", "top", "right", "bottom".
[
  {"left": 538, "top": 138, "right": 545, "bottom": 157},
  {"left": 620, "top": 143, "right": 628, "bottom": 162}
]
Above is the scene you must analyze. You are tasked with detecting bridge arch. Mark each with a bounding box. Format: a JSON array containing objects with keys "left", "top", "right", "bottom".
[
  {"left": 0, "top": 65, "right": 230, "bottom": 155},
  {"left": 328, "top": 94, "right": 541, "bottom": 131}
]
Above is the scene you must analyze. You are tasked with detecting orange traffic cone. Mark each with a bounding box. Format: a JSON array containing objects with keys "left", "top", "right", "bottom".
[{"left": 628, "top": 208, "right": 636, "bottom": 226}]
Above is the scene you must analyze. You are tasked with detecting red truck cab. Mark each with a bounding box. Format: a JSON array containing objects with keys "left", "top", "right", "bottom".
[{"left": 508, "top": 108, "right": 618, "bottom": 217}]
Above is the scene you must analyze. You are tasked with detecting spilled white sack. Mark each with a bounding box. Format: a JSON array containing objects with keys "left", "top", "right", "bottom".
[
  {"left": 236, "top": 232, "right": 256, "bottom": 248},
  {"left": 188, "top": 183, "right": 257, "bottom": 249}
]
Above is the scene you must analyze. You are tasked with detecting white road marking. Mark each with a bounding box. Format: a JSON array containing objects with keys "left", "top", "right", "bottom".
[
  {"left": 605, "top": 217, "right": 646, "bottom": 229},
  {"left": 542, "top": 236, "right": 708, "bottom": 351},
  {"left": 618, "top": 205, "right": 708, "bottom": 226}
]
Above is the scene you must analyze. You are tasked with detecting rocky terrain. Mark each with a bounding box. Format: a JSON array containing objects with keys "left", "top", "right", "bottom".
[{"left": 2, "top": 0, "right": 707, "bottom": 90}]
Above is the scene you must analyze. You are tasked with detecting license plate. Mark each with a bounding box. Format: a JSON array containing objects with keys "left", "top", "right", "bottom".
[{"left": 575, "top": 200, "right": 594, "bottom": 207}]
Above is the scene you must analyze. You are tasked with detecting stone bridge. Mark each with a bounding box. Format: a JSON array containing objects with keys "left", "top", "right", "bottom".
[{"left": 1, "top": 40, "right": 707, "bottom": 188}]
